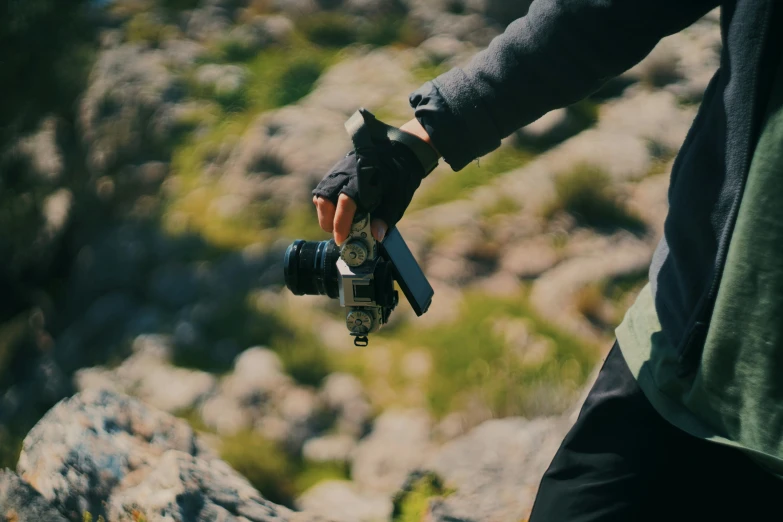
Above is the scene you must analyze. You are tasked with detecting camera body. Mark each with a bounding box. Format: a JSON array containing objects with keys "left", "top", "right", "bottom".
[{"left": 284, "top": 213, "right": 433, "bottom": 346}]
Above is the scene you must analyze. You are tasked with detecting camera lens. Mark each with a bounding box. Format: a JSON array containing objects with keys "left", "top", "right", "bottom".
[{"left": 284, "top": 239, "right": 340, "bottom": 298}]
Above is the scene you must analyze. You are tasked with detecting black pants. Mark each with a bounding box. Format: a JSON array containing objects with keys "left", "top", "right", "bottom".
[{"left": 529, "top": 344, "right": 783, "bottom": 522}]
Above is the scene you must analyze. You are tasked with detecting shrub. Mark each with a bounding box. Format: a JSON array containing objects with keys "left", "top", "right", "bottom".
[
  {"left": 546, "top": 164, "right": 646, "bottom": 233},
  {"left": 125, "top": 13, "right": 176, "bottom": 46},
  {"left": 221, "top": 431, "right": 298, "bottom": 506},
  {"left": 298, "top": 13, "right": 358, "bottom": 48},
  {"left": 274, "top": 60, "right": 324, "bottom": 106},
  {"left": 392, "top": 472, "right": 453, "bottom": 522}
]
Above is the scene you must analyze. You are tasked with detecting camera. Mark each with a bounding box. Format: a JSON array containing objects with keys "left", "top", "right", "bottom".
[{"left": 284, "top": 212, "right": 434, "bottom": 346}]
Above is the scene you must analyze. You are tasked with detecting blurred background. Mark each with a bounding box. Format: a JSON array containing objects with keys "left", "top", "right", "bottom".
[{"left": 0, "top": 0, "right": 720, "bottom": 520}]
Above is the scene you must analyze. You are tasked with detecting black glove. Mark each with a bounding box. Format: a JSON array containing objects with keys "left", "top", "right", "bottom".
[{"left": 312, "top": 109, "right": 438, "bottom": 230}]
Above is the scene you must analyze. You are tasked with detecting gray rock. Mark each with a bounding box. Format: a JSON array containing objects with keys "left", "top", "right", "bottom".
[
  {"left": 500, "top": 237, "right": 559, "bottom": 279},
  {"left": 418, "top": 35, "right": 467, "bottom": 64},
  {"left": 219, "top": 15, "right": 294, "bottom": 57},
  {"left": 425, "top": 417, "right": 568, "bottom": 522},
  {"left": 223, "top": 106, "right": 350, "bottom": 207},
  {"left": 16, "top": 389, "right": 206, "bottom": 521},
  {"left": 161, "top": 39, "right": 206, "bottom": 69},
  {"left": 107, "top": 451, "right": 292, "bottom": 522},
  {"left": 302, "top": 434, "right": 356, "bottom": 463},
  {"left": 319, "top": 373, "right": 371, "bottom": 438},
  {"left": 295, "top": 481, "right": 392, "bottom": 522},
  {"left": 13, "top": 116, "right": 64, "bottom": 182},
  {"left": 0, "top": 469, "right": 68, "bottom": 522},
  {"left": 80, "top": 44, "right": 182, "bottom": 175},
  {"left": 184, "top": 5, "right": 232, "bottom": 42},
  {"left": 195, "top": 64, "right": 247, "bottom": 96},
  {"left": 351, "top": 409, "right": 432, "bottom": 494}
]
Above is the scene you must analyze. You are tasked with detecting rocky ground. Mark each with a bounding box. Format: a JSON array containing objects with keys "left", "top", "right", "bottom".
[{"left": 0, "top": 0, "right": 720, "bottom": 520}]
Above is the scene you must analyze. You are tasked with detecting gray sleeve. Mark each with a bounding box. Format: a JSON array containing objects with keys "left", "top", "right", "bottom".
[{"left": 410, "top": 0, "right": 720, "bottom": 170}]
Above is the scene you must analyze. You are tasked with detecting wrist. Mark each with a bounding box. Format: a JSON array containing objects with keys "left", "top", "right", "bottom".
[{"left": 400, "top": 118, "right": 440, "bottom": 157}]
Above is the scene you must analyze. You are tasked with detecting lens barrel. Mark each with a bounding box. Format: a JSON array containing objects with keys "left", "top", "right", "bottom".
[{"left": 284, "top": 239, "right": 340, "bottom": 298}]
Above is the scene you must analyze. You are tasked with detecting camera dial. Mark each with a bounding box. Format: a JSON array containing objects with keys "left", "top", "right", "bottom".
[
  {"left": 346, "top": 309, "right": 373, "bottom": 335},
  {"left": 341, "top": 241, "right": 368, "bottom": 267}
]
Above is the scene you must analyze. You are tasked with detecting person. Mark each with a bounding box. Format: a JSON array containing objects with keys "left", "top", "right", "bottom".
[{"left": 312, "top": 0, "right": 783, "bottom": 520}]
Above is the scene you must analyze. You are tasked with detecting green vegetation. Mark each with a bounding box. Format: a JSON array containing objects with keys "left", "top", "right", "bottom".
[
  {"left": 171, "top": 294, "right": 332, "bottom": 386},
  {"left": 480, "top": 195, "right": 522, "bottom": 220},
  {"left": 297, "top": 12, "right": 422, "bottom": 49},
  {"left": 275, "top": 59, "right": 324, "bottom": 106},
  {"left": 374, "top": 291, "right": 599, "bottom": 418},
  {"left": 0, "top": 426, "right": 24, "bottom": 470},
  {"left": 411, "top": 146, "right": 534, "bottom": 210},
  {"left": 545, "top": 163, "right": 646, "bottom": 234},
  {"left": 220, "top": 430, "right": 349, "bottom": 507},
  {"left": 576, "top": 269, "right": 649, "bottom": 330},
  {"left": 166, "top": 37, "right": 341, "bottom": 249},
  {"left": 126, "top": 12, "right": 178, "bottom": 46},
  {"left": 392, "top": 472, "right": 454, "bottom": 522}
]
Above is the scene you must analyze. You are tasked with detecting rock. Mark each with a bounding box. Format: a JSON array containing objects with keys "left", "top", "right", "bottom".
[
  {"left": 223, "top": 106, "right": 350, "bottom": 207},
  {"left": 16, "top": 389, "right": 209, "bottom": 521},
  {"left": 500, "top": 237, "right": 559, "bottom": 279},
  {"left": 80, "top": 44, "right": 183, "bottom": 175},
  {"left": 319, "top": 373, "right": 371, "bottom": 438},
  {"left": 107, "top": 451, "right": 292, "bottom": 522},
  {"left": 13, "top": 116, "right": 64, "bottom": 182},
  {"left": 296, "top": 481, "right": 392, "bottom": 522},
  {"left": 477, "top": 0, "right": 532, "bottom": 25},
  {"left": 302, "top": 48, "right": 419, "bottom": 119},
  {"left": 418, "top": 35, "right": 467, "bottom": 64},
  {"left": 184, "top": 5, "right": 232, "bottom": 42},
  {"left": 425, "top": 417, "right": 568, "bottom": 522},
  {"left": 160, "top": 39, "right": 206, "bottom": 69},
  {"left": 302, "top": 434, "right": 357, "bottom": 463},
  {"left": 530, "top": 233, "right": 652, "bottom": 341},
  {"left": 351, "top": 409, "right": 432, "bottom": 494},
  {"left": 0, "top": 469, "right": 68, "bottom": 522},
  {"left": 515, "top": 108, "right": 587, "bottom": 150},
  {"left": 118, "top": 356, "right": 217, "bottom": 413},
  {"left": 196, "top": 64, "right": 247, "bottom": 94},
  {"left": 220, "top": 15, "right": 294, "bottom": 57},
  {"left": 599, "top": 88, "right": 697, "bottom": 158}
]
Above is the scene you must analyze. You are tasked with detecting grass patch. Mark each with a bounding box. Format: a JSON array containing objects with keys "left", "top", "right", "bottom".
[
  {"left": 411, "top": 146, "right": 534, "bottom": 210},
  {"left": 298, "top": 13, "right": 358, "bottom": 48},
  {"left": 392, "top": 471, "right": 454, "bottom": 522},
  {"left": 376, "top": 290, "right": 599, "bottom": 418},
  {"left": 125, "top": 12, "right": 178, "bottom": 46},
  {"left": 412, "top": 61, "right": 450, "bottom": 85},
  {"left": 480, "top": 195, "right": 521, "bottom": 220},
  {"left": 0, "top": 425, "right": 24, "bottom": 470},
  {"left": 221, "top": 430, "right": 349, "bottom": 508},
  {"left": 545, "top": 163, "right": 646, "bottom": 234},
  {"left": 275, "top": 59, "right": 324, "bottom": 106},
  {"left": 165, "top": 36, "right": 340, "bottom": 249}
]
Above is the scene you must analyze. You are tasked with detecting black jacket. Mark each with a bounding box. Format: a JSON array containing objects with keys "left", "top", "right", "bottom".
[{"left": 410, "top": 0, "right": 782, "bottom": 375}]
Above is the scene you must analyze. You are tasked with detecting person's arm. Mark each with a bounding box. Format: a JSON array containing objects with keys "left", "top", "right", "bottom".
[{"left": 411, "top": 0, "right": 720, "bottom": 171}]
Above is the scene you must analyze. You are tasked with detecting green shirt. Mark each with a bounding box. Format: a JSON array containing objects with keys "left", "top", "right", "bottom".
[{"left": 616, "top": 61, "right": 783, "bottom": 475}]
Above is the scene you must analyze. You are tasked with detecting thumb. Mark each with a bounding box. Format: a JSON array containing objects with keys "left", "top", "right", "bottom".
[{"left": 371, "top": 218, "right": 388, "bottom": 242}]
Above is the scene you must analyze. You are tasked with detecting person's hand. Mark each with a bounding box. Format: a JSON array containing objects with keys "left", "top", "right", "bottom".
[{"left": 312, "top": 118, "right": 437, "bottom": 245}]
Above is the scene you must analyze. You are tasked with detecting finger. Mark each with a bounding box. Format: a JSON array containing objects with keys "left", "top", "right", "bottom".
[
  {"left": 314, "top": 196, "right": 336, "bottom": 233},
  {"left": 371, "top": 218, "right": 388, "bottom": 242},
  {"left": 333, "top": 193, "right": 357, "bottom": 245}
]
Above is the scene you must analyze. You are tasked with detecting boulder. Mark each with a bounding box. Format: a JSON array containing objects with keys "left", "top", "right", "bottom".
[
  {"left": 16, "top": 389, "right": 209, "bottom": 521},
  {"left": 351, "top": 409, "right": 433, "bottom": 494},
  {"left": 107, "top": 451, "right": 292, "bottom": 522},
  {"left": 424, "top": 417, "right": 568, "bottom": 522},
  {"left": 80, "top": 44, "right": 183, "bottom": 175},
  {"left": 0, "top": 470, "right": 68, "bottom": 522},
  {"left": 296, "top": 481, "right": 392, "bottom": 522}
]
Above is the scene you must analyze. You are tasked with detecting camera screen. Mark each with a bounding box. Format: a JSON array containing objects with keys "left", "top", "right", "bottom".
[{"left": 380, "top": 227, "right": 434, "bottom": 316}]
